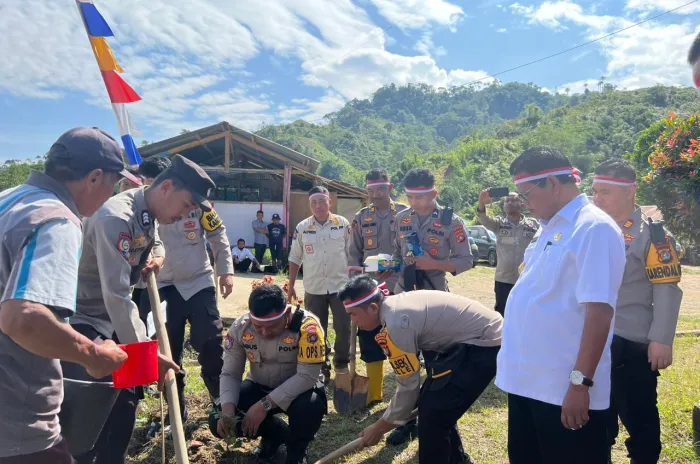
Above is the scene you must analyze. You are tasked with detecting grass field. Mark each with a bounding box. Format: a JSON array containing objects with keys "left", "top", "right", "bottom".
[{"left": 128, "top": 266, "right": 700, "bottom": 464}]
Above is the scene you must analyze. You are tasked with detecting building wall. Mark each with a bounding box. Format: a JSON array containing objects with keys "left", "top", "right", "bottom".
[{"left": 214, "top": 202, "right": 284, "bottom": 246}]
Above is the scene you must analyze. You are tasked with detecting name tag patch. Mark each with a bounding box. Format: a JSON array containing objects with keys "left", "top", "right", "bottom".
[{"left": 374, "top": 328, "right": 419, "bottom": 378}]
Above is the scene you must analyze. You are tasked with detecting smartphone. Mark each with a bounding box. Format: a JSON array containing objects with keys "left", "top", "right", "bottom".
[{"left": 488, "top": 186, "right": 510, "bottom": 199}]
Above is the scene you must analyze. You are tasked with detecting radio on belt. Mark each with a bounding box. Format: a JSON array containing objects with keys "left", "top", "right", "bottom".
[{"left": 364, "top": 254, "right": 402, "bottom": 272}]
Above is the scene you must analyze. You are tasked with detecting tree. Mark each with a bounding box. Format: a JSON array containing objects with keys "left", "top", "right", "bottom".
[{"left": 0, "top": 160, "right": 44, "bottom": 191}]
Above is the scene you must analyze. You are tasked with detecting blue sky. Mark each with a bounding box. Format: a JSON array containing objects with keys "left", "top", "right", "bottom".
[{"left": 1, "top": 0, "right": 699, "bottom": 161}]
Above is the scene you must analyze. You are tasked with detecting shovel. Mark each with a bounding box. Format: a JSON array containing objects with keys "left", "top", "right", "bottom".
[{"left": 333, "top": 323, "right": 369, "bottom": 415}]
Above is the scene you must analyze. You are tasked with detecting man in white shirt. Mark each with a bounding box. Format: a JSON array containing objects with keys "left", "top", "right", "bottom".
[
  {"left": 232, "top": 238, "right": 260, "bottom": 273},
  {"left": 287, "top": 186, "right": 352, "bottom": 382},
  {"left": 495, "top": 146, "right": 626, "bottom": 464}
]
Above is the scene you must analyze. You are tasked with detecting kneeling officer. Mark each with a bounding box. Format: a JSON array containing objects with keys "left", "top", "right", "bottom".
[
  {"left": 339, "top": 275, "right": 503, "bottom": 464},
  {"left": 218, "top": 284, "right": 327, "bottom": 464}
]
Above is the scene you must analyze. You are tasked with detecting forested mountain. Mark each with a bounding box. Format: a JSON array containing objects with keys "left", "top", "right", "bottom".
[{"left": 258, "top": 82, "right": 700, "bottom": 218}]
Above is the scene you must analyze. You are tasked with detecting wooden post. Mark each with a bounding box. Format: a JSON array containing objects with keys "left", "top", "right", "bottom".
[
  {"left": 147, "top": 273, "right": 189, "bottom": 464},
  {"left": 283, "top": 164, "right": 292, "bottom": 249},
  {"left": 224, "top": 132, "right": 231, "bottom": 172}
]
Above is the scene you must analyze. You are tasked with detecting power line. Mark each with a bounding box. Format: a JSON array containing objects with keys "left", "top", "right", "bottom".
[{"left": 310, "top": 0, "right": 700, "bottom": 123}]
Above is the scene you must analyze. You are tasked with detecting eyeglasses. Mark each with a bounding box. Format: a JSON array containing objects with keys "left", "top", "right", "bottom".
[{"left": 517, "top": 180, "right": 545, "bottom": 203}]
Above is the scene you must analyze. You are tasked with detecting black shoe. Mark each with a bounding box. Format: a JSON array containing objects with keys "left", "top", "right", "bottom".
[
  {"left": 285, "top": 454, "right": 307, "bottom": 464},
  {"left": 252, "top": 436, "right": 284, "bottom": 461},
  {"left": 386, "top": 419, "right": 418, "bottom": 446}
]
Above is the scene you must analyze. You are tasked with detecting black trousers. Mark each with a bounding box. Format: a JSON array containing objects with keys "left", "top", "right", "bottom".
[
  {"left": 235, "top": 380, "right": 327, "bottom": 459},
  {"left": 494, "top": 281, "right": 514, "bottom": 316},
  {"left": 62, "top": 324, "right": 143, "bottom": 464},
  {"left": 234, "top": 258, "right": 252, "bottom": 272},
  {"left": 0, "top": 440, "right": 73, "bottom": 464},
  {"left": 139, "top": 286, "right": 223, "bottom": 403},
  {"left": 419, "top": 345, "right": 499, "bottom": 464},
  {"left": 269, "top": 240, "right": 283, "bottom": 261},
  {"left": 507, "top": 394, "right": 608, "bottom": 464},
  {"left": 254, "top": 243, "right": 267, "bottom": 264},
  {"left": 607, "top": 335, "right": 661, "bottom": 463},
  {"left": 358, "top": 325, "right": 386, "bottom": 363}
]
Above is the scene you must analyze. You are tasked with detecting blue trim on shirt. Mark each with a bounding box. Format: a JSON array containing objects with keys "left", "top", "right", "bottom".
[
  {"left": 12, "top": 230, "right": 40, "bottom": 299},
  {"left": 0, "top": 186, "right": 44, "bottom": 216}
]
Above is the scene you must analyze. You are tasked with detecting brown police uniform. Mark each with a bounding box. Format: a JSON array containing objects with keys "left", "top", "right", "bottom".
[
  {"left": 220, "top": 309, "right": 327, "bottom": 461},
  {"left": 391, "top": 205, "right": 473, "bottom": 293},
  {"left": 477, "top": 210, "right": 539, "bottom": 315},
  {"left": 606, "top": 208, "right": 683, "bottom": 462},
  {"left": 378, "top": 290, "right": 502, "bottom": 463}
]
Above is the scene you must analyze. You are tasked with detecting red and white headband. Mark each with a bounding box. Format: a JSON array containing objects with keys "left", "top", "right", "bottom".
[
  {"left": 695, "top": 78, "right": 700, "bottom": 96},
  {"left": 344, "top": 282, "right": 390, "bottom": 308},
  {"left": 309, "top": 192, "right": 330, "bottom": 200},
  {"left": 513, "top": 167, "right": 582, "bottom": 185},
  {"left": 366, "top": 180, "right": 391, "bottom": 187},
  {"left": 592, "top": 176, "right": 636, "bottom": 187},
  {"left": 405, "top": 186, "right": 435, "bottom": 194},
  {"left": 250, "top": 304, "right": 291, "bottom": 322}
]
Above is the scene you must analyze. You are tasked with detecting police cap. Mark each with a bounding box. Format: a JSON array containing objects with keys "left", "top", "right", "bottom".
[{"left": 169, "top": 154, "right": 216, "bottom": 212}]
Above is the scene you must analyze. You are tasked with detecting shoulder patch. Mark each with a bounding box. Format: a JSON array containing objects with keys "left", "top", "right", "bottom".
[
  {"left": 201, "top": 210, "right": 223, "bottom": 232},
  {"left": 645, "top": 237, "right": 681, "bottom": 284},
  {"left": 297, "top": 319, "right": 325, "bottom": 364},
  {"left": 224, "top": 333, "right": 235, "bottom": 352},
  {"left": 117, "top": 232, "right": 131, "bottom": 259},
  {"left": 374, "top": 328, "right": 419, "bottom": 378}
]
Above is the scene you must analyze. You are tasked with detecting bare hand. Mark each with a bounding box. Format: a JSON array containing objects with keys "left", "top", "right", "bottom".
[
  {"left": 649, "top": 341, "right": 673, "bottom": 370},
  {"left": 242, "top": 401, "right": 267, "bottom": 437},
  {"left": 86, "top": 339, "right": 128, "bottom": 379},
  {"left": 219, "top": 274, "right": 234, "bottom": 299},
  {"left": 141, "top": 256, "right": 165, "bottom": 280},
  {"left": 561, "top": 385, "right": 590, "bottom": 430},
  {"left": 287, "top": 286, "right": 297, "bottom": 304},
  {"left": 478, "top": 189, "right": 492, "bottom": 207},
  {"left": 156, "top": 352, "right": 180, "bottom": 391},
  {"left": 359, "top": 420, "right": 392, "bottom": 448},
  {"left": 376, "top": 270, "right": 393, "bottom": 281},
  {"left": 412, "top": 255, "right": 436, "bottom": 271}
]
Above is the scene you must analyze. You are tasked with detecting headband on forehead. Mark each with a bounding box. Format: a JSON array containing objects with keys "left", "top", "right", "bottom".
[
  {"left": 344, "top": 282, "right": 390, "bottom": 308},
  {"left": 404, "top": 186, "right": 435, "bottom": 194},
  {"left": 366, "top": 180, "right": 391, "bottom": 187},
  {"left": 250, "top": 304, "right": 291, "bottom": 322},
  {"left": 593, "top": 175, "right": 636, "bottom": 187},
  {"left": 513, "top": 167, "right": 582, "bottom": 185},
  {"left": 309, "top": 192, "right": 330, "bottom": 200},
  {"left": 695, "top": 78, "right": 700, "bottom": 95}
]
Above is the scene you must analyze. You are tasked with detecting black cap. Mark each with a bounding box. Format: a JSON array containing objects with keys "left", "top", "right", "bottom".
[
  {"left": 169, "top": 154, "right": 216, "bottom": 212},
  {"left": 47, "top": 127, "right": 141, "bottom": 185},
  {"left": 272, "top": 213, "right": 281, "bottom": 220}
]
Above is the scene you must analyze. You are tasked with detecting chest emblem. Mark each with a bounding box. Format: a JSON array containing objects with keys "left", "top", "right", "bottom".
[
  {"left": 282, "top": 335, "right": 296, "bottom": 344},
  {"left": 554, "top": 233, "right": 563, "bottom": 241},
  {"left": 428, "top": 237, "right": 440, "bottom": 245},
  {"left": 401, "top": 218, "right": 412, "bottom": 225},
  {"left": 623, "top": 220, "right": 634, "bottom": 229},
  {"left": 432, "top": 221, "right": 443, "bottom": 229},
  {"left": 429, "top": 248, "right": 438, "bottom": 256},
  {"left": 184, "top": 220, "right": 196, "bottom": 230},
  {"left": 364, "top": 216, "right": 374, "bottom": 222},
  {"left": 624, "top": 233, "right": 635, "bottom": 242},
  {"left": 241, "top": 332, "right": 255, "bottom": 342},
  {"left": 187, "top": 231, "right": 196, "bottom": 240}
]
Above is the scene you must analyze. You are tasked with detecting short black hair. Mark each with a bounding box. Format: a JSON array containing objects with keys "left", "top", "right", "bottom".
[
  {"left": 139, "top": 156, "right": 171, "bottom": 179},
  {"left": 309, "top": 185, "right": 330, "bottom": 197},
  {"left": 237, "top": 238, "right": 245, "bottom": 244},
  {"left": 256, "top": 210, "right": 264, "bottom": 215},
  {"left": 366, "top": 168, "right": 389, "bottom": 182},
  {"left": 249, "top": 284, "right": 286, "bottom": 319},
  {"left": 594, "top": 158, "right": 636, "bottom": 181},
  {"left": 403, "top": 168, "right": 435, "bottom": 189},
  {"left": 509, "top": 146, "right": 576, "bottom": 185},
  {"left": 689, "top": 31, "right": 700, "bottom": 65},
  {"left": 338, "top": 274, "right": 383, "bottom": 308}
]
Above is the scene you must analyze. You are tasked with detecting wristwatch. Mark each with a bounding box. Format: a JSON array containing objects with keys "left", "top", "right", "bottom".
[
  {"left": 569, "top": 370, "right": 594, "bottom": 388},
  {"left": 261, "top": 396, "right": 273, "bottom": 412}
]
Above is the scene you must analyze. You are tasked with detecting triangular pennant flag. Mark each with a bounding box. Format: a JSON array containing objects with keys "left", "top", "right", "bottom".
[
  {"left": 101, "top": 71, "right": 141, "bottom": 104},
  {"left": 78, "top": 2, "right": 114, "bottom": 37},
  {"left": 90, "top": 37, "right": 123, "bottom": 72},
  {"left": 112, "top": 103, "right": 142, "bottom": 137},
  {"left": 121, "top": 134, "right": 143, "bottom": 166}
]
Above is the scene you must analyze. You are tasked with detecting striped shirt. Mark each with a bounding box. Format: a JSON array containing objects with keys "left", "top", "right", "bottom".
[{"left": 0, "top": 173, "right": 82, "bottom": 458}]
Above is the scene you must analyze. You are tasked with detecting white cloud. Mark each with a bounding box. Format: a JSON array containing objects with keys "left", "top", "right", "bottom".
[
  {"left": 625, "top": 0, "right": 700, "bottom": 14},
  {"left": 369, "top": 0, "right": 464, "bottom": 31},
  {"left": 414, "top": 33, "right": 448, "bottom": 57},
  {"left": 497, "top": 28, "right": 508, "bottom": 33},
  {"left": 510, "top": 1, "right": 622, "bottom": 31}
]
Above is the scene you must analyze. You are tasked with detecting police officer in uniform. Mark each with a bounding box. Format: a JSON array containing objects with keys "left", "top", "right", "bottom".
[
  {"left": 339, "top": 275, "right": 502, "bottom": 464},
  {"left": 592, "top": 159, "right": 683, "bottom": 464},
  {"left": 391, "top": 168, "right": 474, "bottom": 293},
  {"left": 141, "top": 183, "right": 234, "bottom": 422},
  {"left": 477, "top": 190, "right": 539, "bottom": 315},
  {"left": 348, "top": 168, "right": 408, "bottom": 406},
  {"left": 218, "top": 284, "right": 327, "bottom": 464},
  {"left": 64, "top": 154, "right": 215, "bottom": 463}
]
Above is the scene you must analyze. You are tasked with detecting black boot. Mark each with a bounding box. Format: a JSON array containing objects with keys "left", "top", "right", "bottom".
[
  {"left": 386, "top": 418, "right": 418, "bottom": 446},
  {"left": 252, "top": 416, "right": 289, "bottom": 462}
]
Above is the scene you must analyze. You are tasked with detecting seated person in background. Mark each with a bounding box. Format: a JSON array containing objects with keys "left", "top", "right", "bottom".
[
  {"left": 232, "top": 238, "right": 261, "bottom": 273},
  {"left": 218, "top": 284, "right": 327, "bottom": 464}
]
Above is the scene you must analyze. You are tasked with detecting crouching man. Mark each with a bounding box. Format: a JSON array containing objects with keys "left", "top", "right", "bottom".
[
  {"left": 218, "top": 284, "right": 327, "bottom": 464},
  {"left": 340, "top": 275, "right": 502, "bottom": 464}
]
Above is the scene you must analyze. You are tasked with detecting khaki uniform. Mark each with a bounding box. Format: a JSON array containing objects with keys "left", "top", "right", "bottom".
[
  {"left": 477, "top": 211, "right": 539, "bottom": 285},
  {"left": 349, "top": 201, "right": 409, "bottom": 291},
  {"left": 71, "top": 188, "right": 164, "bottom": 344},
  {"left": 391, "top": 205, "right": 473, "bottom": 293}
]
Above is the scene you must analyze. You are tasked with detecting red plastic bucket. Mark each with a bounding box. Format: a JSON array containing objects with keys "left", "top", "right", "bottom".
[{"left": 112, "top": 340, "right": 158, "bottom": 389}]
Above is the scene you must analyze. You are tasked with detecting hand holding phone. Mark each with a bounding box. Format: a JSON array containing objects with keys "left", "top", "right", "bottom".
[{"left": 488, "top": 187, "right": 510, "bottom": 199}]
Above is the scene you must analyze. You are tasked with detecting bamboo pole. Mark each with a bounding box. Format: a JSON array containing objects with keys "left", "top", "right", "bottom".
[{"left": 147, "top": 273, "right": 189, "bottom": 464}]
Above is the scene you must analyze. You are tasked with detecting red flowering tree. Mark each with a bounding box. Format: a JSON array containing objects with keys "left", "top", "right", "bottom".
[{"left": 643, "top": 112, "right": 700, "bottom": 245}]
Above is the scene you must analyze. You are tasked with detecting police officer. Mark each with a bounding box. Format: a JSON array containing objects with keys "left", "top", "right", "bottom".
[
  {"left": 348, "top": 168, "right": 408, "bottom": 406},
  {"left": 218, "top": 284, "right": 327, "bottom": 464},
  {"left": 592, "top": 159, "right": 683, "bottom": 464},
  {"left": 145, "top": 181, "right": 234, "bottom": 421},
  {"left": 477, "top": 190, "right": 539, "bottom": 315},
  {"left": 287, "top": 186, "right": 352, "bottom": 383},
  {"left": 391, "top": 168, "right": 474, "bottom": 293},
  {"left": 64, "top": 154, "right": 214, "bottom": 463},
  {"left": 339, "top": 275, "right": 502, "bottom": 464},
  {"left": 0, "top": 128, "right": 130, "bottom": 464}
]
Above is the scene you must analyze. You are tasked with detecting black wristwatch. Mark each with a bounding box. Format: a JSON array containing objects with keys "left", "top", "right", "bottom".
[{"left": 569, "top": 370, "right": 594, "bottom": 388}]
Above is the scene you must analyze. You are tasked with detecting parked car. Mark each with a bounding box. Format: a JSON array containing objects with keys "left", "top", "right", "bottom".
[
  {"left": 468, "top": 236, "right": 479, "bottom": 268},
  {"left": 466, "top": 225, "right": 498, "bottom": 266}
]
